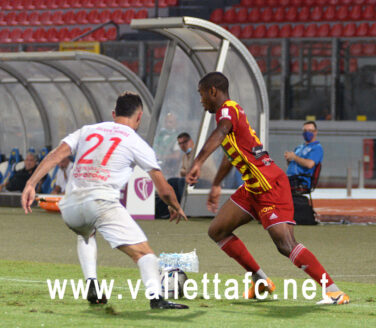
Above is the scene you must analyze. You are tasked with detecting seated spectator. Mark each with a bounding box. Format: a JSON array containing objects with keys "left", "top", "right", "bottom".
[
  {"left": 51, "top": 156, "right": 73, "bottom": 194},
  {"left": 284, "top": 121, "right": 323, "bottom": 189},
  {"left": 0, "top": 153, "right": 38, "bottom": 192}
]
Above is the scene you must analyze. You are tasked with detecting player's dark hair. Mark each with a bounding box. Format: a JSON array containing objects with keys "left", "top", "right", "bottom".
[
  {"left": 115, "top": 91, "right": 143, "bottom": 117},
  {"left": 304, "top": 121, "right": 317, "bottom": 129},
  {"left": 177, "top": 132, "right": 191, "bottom": 140},
  {"left": 199, "top": 72, "right": 229, "bottom": 93}
]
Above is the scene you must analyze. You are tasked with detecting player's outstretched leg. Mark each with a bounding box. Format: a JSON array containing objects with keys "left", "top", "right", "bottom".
[
  {"left": 77, "top": 234, "right": 107, "bottom": 304},
  {"left": 118, "top": 243, "right": 189, "bottom": 309},
  {"left": 268, "top": 223, "right": 349, "bottom": 305},
  {"left": 208, "top": 199, "right": 275, "bottom": 299}
]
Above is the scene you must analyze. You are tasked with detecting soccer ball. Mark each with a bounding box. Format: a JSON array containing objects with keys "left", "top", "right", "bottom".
[{"left": 160, "top": 268, "right": 188, "bottom": 299}]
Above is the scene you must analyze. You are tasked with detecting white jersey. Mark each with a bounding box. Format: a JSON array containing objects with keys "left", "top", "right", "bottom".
[{"left": 60, "top": 121, "right": 160, "bottom": 202}]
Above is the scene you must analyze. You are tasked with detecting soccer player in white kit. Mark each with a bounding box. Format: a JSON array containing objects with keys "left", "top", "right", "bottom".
[{"left": 22, "top": 91, "right": 189, "bottom": 309}]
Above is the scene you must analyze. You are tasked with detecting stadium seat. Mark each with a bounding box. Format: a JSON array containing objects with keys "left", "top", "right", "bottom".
[
  {"left": 57, "top": 27, "right": 70, "bottom": 41},
  {"left": 292, "top": 24, "right": 305, "bottom": 38},
  {"left": 343, "top": 23, "right": 356, "bottom": 37},
  {"left": 304, "top": 24, "right": 318, "bottom": 37},
  {"left": 280, "top": 24, "right": 292, "bottom": 37},
  {"left": 316, "top": 0, "right": 327, "bottom": 5},
  {"left": 87, "top": 10, "right": 101, "bottom": 24},
  {"left": 40, "top": 11, "right": 53, "bottom": 25},
  {"left": 356, "top": 22, "right": 369, "bottom": 37},
  {"left": 274, "top": 7, "right": 285, "bottom": 22},
  {"left": 285, "top": 7, "right": 298, "bottom": 22},
  {"left": 254, "top": 25, "right": 267, "bottom": 38},
  {"left": 106, "top": 26, "right": 117, "bottom": 40},
  {"left": 16, "top": 12, "right": 29, "bottom": 26},
  {"left": 119, "top": 0, "right": 131, "bottom": 7},
  {"left": 224, "top": 8, "right": 236, "bottom": 24},
  {"left": 336, "top": 6, "right": 349, "bottom": 21},
  {"left": 81, "top": 0, "right": 95, "bottom": 7},
  {"left": 92, "top": 0, "right": 107, "bottom": 8},
  {"left": 5, "top": 13, "right": 18, "bottom": 26},
  {"left": 0, "top": 0, "right": 12, "bottom": 10},
  {"left": 135, "top": 9, "right": 148, "bottom": 19},
  {"left": 111, "top": 9, "right": 124, "bottom": 24},
  {"left": 311, "top": 7, "right": 323, "bottom": 21},
  {"left": 349, "top": 43, "right": 362, "bottom": 56},
  {"left": 248, "top": 8, "right": 261, "bottom": 23},
  {"left": 363, "top": 5, "right": 375, "bottom": 20},
  {"left": 12, "top": 0, "right": 24, "bottom": 10},
  {"left": 106, "top": 0, "right": 119, "bottom": 7},
  {"left": 70, "top": 27, "right": 83, "bottom": 40},
  {"left": 290, "top": 44, "right": 298, "bottom": 56},
  {"left": 353, "top": 0, "right": 365, "bottom": 4},
  {"left": 63, "top": 11, "right": 76, "bottom": 25},
  {"left": 280, "top": 0, "right": 290, "bottom": 5},
  {"left": 270, "top": 59, "right": 281, "bottom": 73},
  {"left": 123, "top": 9, "right": 135, "bottom": 23},
  {"left": 267, "top": 24, "right": 279, "bottom": 38},
  {"left": 69, "top": 0, "right": 81, "bottom": 7},
  {"left": 28, "top": 12, "right": 41, "bottom": 26},
  {"left": 363, "top": 43, "right": 376, "bottom": 56},
  {"left": 0, "top": 29, "right": 11, "bottom": 43},
  {"left": 241, "top": 25, "right": 253, "bottom": 39},
  {"left": 0, "top": 148, "right": 21, "bottom": 184},
  {"left": 340, "top": 0, "right": 352, "bottom": 4},
  {"left": 259, "top": 44, "right": 268, "bottom": 56},
  {"left": 305, "top": 0, "right": 316, "bottom": 5},
  {"left": 369, "top": 22, "right": 376, "bottom": 36},
  {"left": 291, "top": 0, "right": 303, "bottom": 6},
  {"left": 328, "top": 0, "right": 339, "bottom": 3},
  {"left": 349, "top": 5, "right": 362, "bottom": 20},
  {"left": 143, "top": 0, "right": 156, "bottom": 8},
  {"left": 229, "top": 25, "right": 241, "bottom": 38},
  {"left": 262, "top": 7, "right": 273, "bottom": 22},
  {"left": 22, "top": 28, "right": 34, "bottom": 42},
  {"left": 75, "top": 10, "right": 88, "bottom": 24},
  {"left": 0, "top": 12, "right": 5, "bottom": 26},
  {"left": 298, "top": 7, "right": 310, "bottom": 22},
  {"left": 94, "top": 28, "right": 107, "bottom": 41},
  {"left": 256, "top": 59, "right": 266, "bottom": 73},
  {"left": 267, "top": 0, "right": 279, "bottom": 6},
  {"left": 323, "top": 6, "right": 336, "bottom": 21},
  {"left": 34, "top": 0, "right": 48, "bottom": 9},
  {"left": 33, "top": 27, "right": 47, "bottom": 42},
  {"left": 247, "top": 44, "right": 261, "bottom": 56},
  {"left": 240, "top": 0, "right": 253, "bottom": 6},
  {"left": 130, "top": 0, "right": 143, "bottom": 7},
  {"left": 22, "top": 0, "right": 36, "bottom": 10},
  {"left": 10, "top": 28, "right": 23, "bottom": 43},
  {"left": 365, "top": 0, "right": 376, "bottom": 4},
  {"left": 271, "top": 44, "right": 281, "bottom": 56},
  {"left": 330, "top": 23, "right": 343, "bottom": 37},
  {"left": 46, "top": 27, "right": 59, "bottom": 42},
  {"left": 254, "top": 0, "right": 264, "bottom": 6},
  {"left": 210, "top": 8, "right": 224, "bottom": 24},
  {"left": 237, "top": 7, "right": 248, "bottom": 23},
  {"left": 99, "top": 10, "right": 111, "bottom": 23}
]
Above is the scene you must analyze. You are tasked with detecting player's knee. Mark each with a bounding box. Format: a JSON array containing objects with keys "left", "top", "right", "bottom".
[
  {"left": 208, "top": 225, "right": 223, "bottom": 242},
  {"left": 275, "top": 241, "right": 296, "bottom": 257}
]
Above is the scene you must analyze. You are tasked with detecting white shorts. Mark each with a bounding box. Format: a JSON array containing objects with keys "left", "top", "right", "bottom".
[{"left": 59, "top": 197, "right": 147, "bottom": 248}]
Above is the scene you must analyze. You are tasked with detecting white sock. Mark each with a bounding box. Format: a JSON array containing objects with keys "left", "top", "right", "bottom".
[
  {"left": 252, "top": 269, "right": 268, "bottom": 283},
  {"left": 137, "top": 253, "right": 162, "bottom": 298},
  {"left": 77, "top": 235, "right": 97, "bottom": 280}
]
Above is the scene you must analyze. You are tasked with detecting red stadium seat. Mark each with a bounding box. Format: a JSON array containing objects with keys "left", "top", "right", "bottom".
[
  {"left": 291, "top": 0, "right": 303, "bottom": 6},
  {"left": 237, "top": 8, "right": 248, "bottom": 23},
  {"left": 248, "top": 8, "right": 261, "bottom": 23},
  {"left": 5, "top": 13, "right": 18, "bottom": 26},
  {"left": 340, "top": 0, "right": 352, "bottom": 5},
  {"left": 57, "top": 27, "right": 70, "bottom": 41},
  {"left": 267, "top": 0, "right": 278, "bottom": 6},
  {"left": 254, "top": 0, "right": 264, "bottom": 7},
  {"left": 292, "top": 24, "right": 305, "bottom": 37},
  {"left": 323, "top": 6, "right": 336, "bottom": 21},
  {"left": 28, "top": 12, "right": 41, "bottom": 25},
  {"left": 87, "top": 10, "right": 101, "bottom": 24},
  {"left": 285, "top": 7, "right": 298, "bottom": 22},
  {"left": 261, "top": 7, "right": 273, "bottom": 22},
  {"left": 336, "top": 6, "right": 348, "bottom": 21},
  {"left": 270, "top": 59, "right": 281, "bottom": 73},
  {"left": 92, "top": 0, "right": 107, "bottom": 8},
  {"left": 75, "top": 10, "right": 88, "bottom": 24},
  {"left": 280, "top": 24, "right": 292, "bottom": 37},
  {"left": 99, "top": 10, "right": 111, "bottom": 23},
  {"left": 369, "top": 22, "right": 376, "bottom": 36},
  {"left": 330, "top": 23, "right": 343, "bottom": 37},
  {"left": 280, "top": 0, "right": 290, "bottom": 5},
  {"left": 22, "top": 0, "right": 36, "bottom": 10},
  {"left": 356, "top": 22, "right": 369, "bottom": 37},
  {"left": 46, "top": 27, "right": 59, "bottom": 42},
  {"left": 135, "top": 9, "right": 148, "bottom": 19},
  {"left": 69, "top": 0, "right": 81, "bottom": 8},
  {"left": 317, "top": 24, "right": 330, "bottom": 37},
  {"left": 130, "top": 0, "right": 143, "bottom": 7},
  {"left": 123, "top": 9, "right": 135, "bottom": 24},
  {"left": 22, "top": 28, "right": 34, "bottom": 42},
  {"left": 328, "top": 0, "right": 339, "bottom": 4},
  {"left": 0, "top": 0, "right": 12, "bottom": 10},
  {"left": 317, "top": 59, "right": 331, "bottom": 74},
  {"left": 119, "top": 0, "right": 131, "bottom": 7},
  {"left": 12, "top": 0, "right": 24, "bottom": 10},
  {"left": 305, "top": 0, "right": 316, "bottom": 6},
  {"left": 349, "top": 5, "right": 362, "bottom": 20},
  {"left": 267, "top": 24, "right": 279, "bottom": 38},
  {"left": 298, "top": 7, "right": 310, "bottom": 22},
  {"left": 365, "top": 0, "right": 376, "bottom": 4},
  {"left": 111, "top": 9, "right": 125, "bottom": 24},
  {"left": 241, "top": 25, "right": 253, "bottom": 39},
  {"left": 106, "top": 26, "right": 117, "bottom": 40},
  {"left": 247, "top": 44, "right": 260, "bottom": 56},
  {"left": 46, "top": 0, "right": 59, "bottom": 9},
  {"left": 210, "top": 8, "right": 224, "bottom": 24},
  {"left": 305, "top": 24, "right": 318, "bottom": 37},
  {"left": 353, "top": 0, "right": 365, "bottom": 4},
  {"left": 316, "top": 0, "right": 327, "bottom": 5},
  {"left": 70, "top": 27, "right": 83, "bottom": 40},
  {"left": 274, "top": 7, "right": 285, "bottom": 22},
  {"left": 271, "top": 44, "right": 281, "bottom": 56},
  {"left": 81, "top": 0, "right": 95, "bottom": 7},
  {"left": 143, "top": 0, "right": 156, "bottom": 8},
  {"left": 40, "top": 11, "right": 53, "bottom": 25},
  {"left": 93, "top": 28, "right": 107, "bottom": 41},
  {"left": 0, "top": 28, "right": 11, "bottom": 43},
  {"left": 240, "top": 0, "right": 252, "bottom": 6},
  {"left": 363, "top": 43, "right": 376, "bottom": 56},
  {"left": 33, "top": 28, "right": 47, "bottom": 42},
  {"left": 106, "top": 0, "right": 119, "bottom": 7},
  {"left": 254, "top": 25, "right": 267, "bottom": 38},
  {"left": 257, "top": 59, "right": 266, "bottom": 73},
  {"left": 229, "top": 25, "right": 241, "bottom": 38},
  {"left": 289, "top": 44, "right": 298, "bottom": 56},
  {"left": 349, "top": 43, "right": 362, "bottom": 56},
  {"left": 34, "top": 0, "right": 48, "bottom": 9},
  {"left": 63, "top": 11, "right": 76, "bottom": 25},
  {"left": 224, "top": 8, "right": 236, "bottom": 24},
  {"left": 10, "top": 28, "right": 23, "bottom": 43},
  {"left": 0, "top": 12, "right": 5, "bottom": 26},
  {"left": 51, "top": 11, "right": 64, "bottom": 25},
  {"left": 16, "top": 12, "right": 29, "bottom": 25},
  {"left": 363, "top": 5, "right": 374, "bottom": 20},
  {"left": 343, "top": 23, "right": 356, "bottom": 37},
  {"left": 311, "top": 7, "right": 323, "bottom": 21}
]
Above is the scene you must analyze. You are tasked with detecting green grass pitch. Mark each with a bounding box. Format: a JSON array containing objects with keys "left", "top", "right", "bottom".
[{"left": 0, "top": 207, "right": 375, "bottom": 327}]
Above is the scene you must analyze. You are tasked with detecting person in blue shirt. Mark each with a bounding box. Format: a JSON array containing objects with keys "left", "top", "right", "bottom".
[{"left": 284, "top": 121, "right": 323, "bottom": 189}]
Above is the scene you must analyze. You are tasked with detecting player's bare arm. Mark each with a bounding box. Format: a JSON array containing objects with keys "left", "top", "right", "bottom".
[
  {"left": 186, "top": 119, "right": 232, "bottom": 185},
  {"left": 22, "top": 142, "right": 72, "bottom": 214},
  {"left": 284, "top": 151, "right": 315, "bottom": 169},
  {"left": 148, "top": 169, "right": 188, "bottom": 224}
]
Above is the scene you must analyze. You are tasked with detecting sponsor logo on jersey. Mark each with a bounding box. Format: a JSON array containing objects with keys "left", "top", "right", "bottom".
[{"left": 134, "top": 177, "right": 153, "bottom": 200}]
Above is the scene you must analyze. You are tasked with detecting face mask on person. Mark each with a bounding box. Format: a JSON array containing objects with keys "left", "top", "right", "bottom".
[{"left": 303, "top": 131, "right": 314, "bottom": 142}]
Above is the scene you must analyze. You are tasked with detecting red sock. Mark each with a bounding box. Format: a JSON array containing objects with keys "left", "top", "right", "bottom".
[
  {"left": 290, "top": 244, "right": 334, "bottom": 287},
  {"left": 219, "top": 235, "right": 260, "bottom": 273}
]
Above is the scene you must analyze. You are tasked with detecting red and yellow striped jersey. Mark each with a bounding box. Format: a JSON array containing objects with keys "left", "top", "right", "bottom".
[{"left": 215, "top": 100, "right": 279, "bottom": 194}]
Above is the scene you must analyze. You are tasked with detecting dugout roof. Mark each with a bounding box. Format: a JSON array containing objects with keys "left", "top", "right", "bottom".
[
  {"left": 0, "top": 51, "right": 153, "bottom": 156},
  {"left": 131, "top": 17, "right": 269, "bottom": 216}
]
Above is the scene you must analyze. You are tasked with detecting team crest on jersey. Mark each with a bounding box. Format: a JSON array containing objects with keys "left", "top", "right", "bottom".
[
  {"left": 219, "top": 108, "right": 232, "bottom": 120},
  {"left": 134, "top": 177, "right": 153, "bottom": 200}
]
